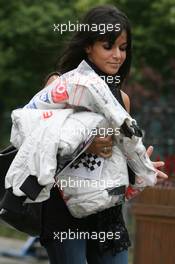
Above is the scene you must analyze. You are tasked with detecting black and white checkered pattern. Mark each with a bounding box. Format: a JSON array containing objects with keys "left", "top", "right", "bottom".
[{"left": 70, "top": 153, "right": 102, "bottom": 171}]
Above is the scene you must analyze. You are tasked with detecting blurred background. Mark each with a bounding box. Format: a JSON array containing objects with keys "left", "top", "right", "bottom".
[{"left": 0, "top": 0, "right": 175, "bottom": 263}]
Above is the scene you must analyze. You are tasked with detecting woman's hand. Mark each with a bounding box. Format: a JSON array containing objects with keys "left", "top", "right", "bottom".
[
  {"left": 86, "top": 135, "right": 113, "bottom": 158},
  {"left": 146, "top": 146, "right": 168, "bottom": 183}
]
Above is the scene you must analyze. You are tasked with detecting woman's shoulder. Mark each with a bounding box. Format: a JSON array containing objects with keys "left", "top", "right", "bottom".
[
  {"left": 121, "top": 91, "right": 130, "bottom": 113},
  {"left": 45, "top": 72, "right": 60, "bottom": 87}
]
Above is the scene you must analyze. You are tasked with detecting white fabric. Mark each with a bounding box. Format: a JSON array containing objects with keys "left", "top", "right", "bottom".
[
  {"left": 26, "top": 60, "right": 157, "bottom": 188},
  {"left": 63, "top": 61, "right": 157, "bottom": 187},
  {"left": 6, "top": 109, "right": 73, "bottom": 201},
  {"left": 58, "top": 145, "right": 128, "bottom": 217},
  {"left": 6, "top": 109, "right": 105, "bottom": 202},
  {"left": 6, "top": 107, "right": 129, "bottom": 217},
  {"left": 9, "top": 59, "right": 157, "bottom": 216}
]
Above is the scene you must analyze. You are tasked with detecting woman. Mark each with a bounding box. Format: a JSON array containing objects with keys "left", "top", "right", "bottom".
[{"left": 39, "top": 5, "right": 167, "bottom": 264}]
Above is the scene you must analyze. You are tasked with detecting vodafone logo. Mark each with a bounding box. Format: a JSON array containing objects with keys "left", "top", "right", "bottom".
[
  {"left": 51, "top": 82, "right": 69, "bottom": 103},
  {"left": 55, "top": 85, "right": 66, "bottom": 94}
]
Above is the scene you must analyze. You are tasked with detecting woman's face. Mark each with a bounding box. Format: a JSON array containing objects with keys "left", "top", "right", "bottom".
[{"left": 86, "top": 30, "right": 127, "bottom": 75}]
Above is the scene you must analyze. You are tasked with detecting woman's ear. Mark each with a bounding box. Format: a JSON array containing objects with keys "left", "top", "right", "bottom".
[{"left": 85, "top": 45, "right": 91, "bottom": 55}]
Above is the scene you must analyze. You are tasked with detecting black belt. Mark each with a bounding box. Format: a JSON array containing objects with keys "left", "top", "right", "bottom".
[{"left": 107, "top": 185, "right": 126, "bottom": 195}]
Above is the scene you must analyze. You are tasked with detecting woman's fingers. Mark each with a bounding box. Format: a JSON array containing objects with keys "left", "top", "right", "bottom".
[
  {"left": 146, "top": 146, "right": 168, "bottom": 183},
  {"left": 152, "top": 160, "right": 168, "bottom": 183},
  {"left": 95, "top": 135, "right": 113, "bottom": 146},
  {"left": 146, "top": 145, "right": 154, "bottom": 158},
  {"left": 86, "top": 135, "right": 113, "bottom": 157},
  {"left": 156, "top": 169, "right": 168, "bottom": 180},
  {"left": 152, "top": 161, "right": 164, "bottom": 168},
  {"left": 99, "top": 151, "right": 113, "bottom": 158},
  {"left": 96, "top": 136, "right": 113, "bottom": 157}
]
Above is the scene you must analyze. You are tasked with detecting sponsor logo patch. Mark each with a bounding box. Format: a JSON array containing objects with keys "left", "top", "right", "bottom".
[{"left": 51, "top": 82, "right": 69, "bottom": 103}]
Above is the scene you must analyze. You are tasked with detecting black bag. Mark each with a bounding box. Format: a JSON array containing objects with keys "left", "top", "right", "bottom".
[
  {"left": 0, "top": 134, "right": 96, "bottom": 235},
  {"left": 0, "top": 145, "right": 42, "bottom": 236}
]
